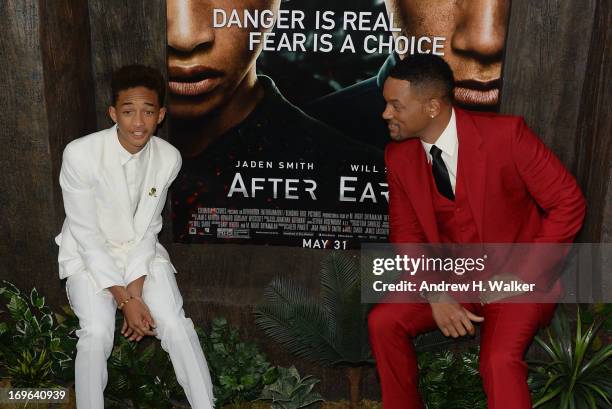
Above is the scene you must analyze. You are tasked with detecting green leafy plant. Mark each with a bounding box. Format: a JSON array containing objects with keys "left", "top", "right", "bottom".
[
  {"left": 4, "top": 349, "right": 53, "bottom": 388},
  {"left": 258, "top": 365, "right": 324, "bottom": 409},
  {"left": 529, "top": 306, "right": 612, "bottom": 408},
  {"left": 254, "top": 253, "right": 371, "bottom": 409},
  {"left": 198, "top": 317, "right": 277, "bottom": 407},
  {"left": 0, "top": 281, "right": 77, "bottom": 387},
  {"left": 417, "top": 348, "right": 487, "bottom": 409},
  {"left": 580, "top": 304, "right": 612, "bottom": 335}
]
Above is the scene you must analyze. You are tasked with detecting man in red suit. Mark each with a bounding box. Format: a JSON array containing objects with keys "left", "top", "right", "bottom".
[{"left": 367, "top": 54, "right": 586, "bottom": 409}]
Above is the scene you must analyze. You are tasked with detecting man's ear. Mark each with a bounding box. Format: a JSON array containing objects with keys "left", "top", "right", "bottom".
[
  {"left": 157, "top": 107, "right": 167, "bottom": 124},
  {"left": 108, "top": 106, "right": 118, "bottom": 123},
  {"left": 427, "top": 98, "right": 442, "bottom": 118}
]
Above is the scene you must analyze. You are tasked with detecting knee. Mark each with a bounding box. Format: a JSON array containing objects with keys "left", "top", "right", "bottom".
[
  {"left": 479, "top": 349, "right": 527, "bottom": 380},
  {"left": 368, "top": 305, "right": 403, "bottom": 338},
  {"left": 76, "top": 323, "right": 114, "bottom": 352},
  {"left": 155, "top": 313, "right": 196, "bottom": 341}
]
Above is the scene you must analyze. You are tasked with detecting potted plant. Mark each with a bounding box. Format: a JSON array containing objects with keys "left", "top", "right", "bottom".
[{"left": 255, "top": 253, "right": 371, "bottom": 409}]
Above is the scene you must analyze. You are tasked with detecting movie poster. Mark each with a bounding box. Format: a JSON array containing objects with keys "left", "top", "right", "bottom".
[{"left": 167, "top": 0, "right": 509, "bottom": 248}]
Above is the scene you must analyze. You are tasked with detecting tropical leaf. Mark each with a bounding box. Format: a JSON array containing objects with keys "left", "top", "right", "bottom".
[
  {"left": 255, "top": 275, "right": 341, "bottom": 365},
  {"left": 418, "top": 348, "right": 487, "bottom": 409},
  {"left": 529, "top": 306, "right": 612, "bottom": 408},
  {"left": 320, "top": 253, "right": 359, "bottom": 323},
  {"left": 0, "top": 281, "right": 77, "bottom": 386},
  {"left": 259, "top": 365, "right": 324, "bottom": 409},
  {"left": 7, "top": 294, "right": 28, "bottom": 321},
  {"left": 255, "top": 252, "right": 373, "bottom": 368},
  {"left": 320, "top": 253, "right": 369, "bottom": 361},
  {"left": 140, "top": 342, "right": 156, "bottom": 364},
  {"left": 200, "top": 317, "right": 274, "bottom": 406},
  {"left": 30, "top": 288, "right": 45, "bottom": 309}
]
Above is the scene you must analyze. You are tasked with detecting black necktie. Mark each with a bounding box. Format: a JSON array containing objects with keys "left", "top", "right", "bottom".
[{"left": 430, "top": 145, "right": 454, "bottom": 201}]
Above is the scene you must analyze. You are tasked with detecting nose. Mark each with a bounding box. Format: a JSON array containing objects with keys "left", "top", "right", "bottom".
[
  {"left": 167, "top": 0, "right": 215, "bottom": 54},
  {"left": 135, "top": 112, "right": 145, "bottom": 126},
  {"left": 131, "top": 110, "right": 146, "bottom": 128},
  {"left": 382, "top": 104, "right": 393, "bottom": 121},
  {"left": 451, "top": 0, "right": 509, "bottom": 62}
]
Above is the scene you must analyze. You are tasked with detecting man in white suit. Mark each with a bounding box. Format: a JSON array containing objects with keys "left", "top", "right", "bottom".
[{"left": 55, "top": 65, "right": 214, "bottom": 408}]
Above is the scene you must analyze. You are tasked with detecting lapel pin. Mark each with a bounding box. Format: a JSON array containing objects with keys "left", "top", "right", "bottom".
[{"left": 148, "top": 187, "right": 157, "bottom": 197}]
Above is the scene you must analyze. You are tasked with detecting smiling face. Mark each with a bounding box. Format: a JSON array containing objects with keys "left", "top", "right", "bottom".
[
  {"left": 167, "top": 0, "right": 280, "bottom": 119},
  {"left": 385, "top": 0, "right": 509, "bottom": 109},
  {"left": 382, "top": 77, "right": 434, "bottom": 142},
  {"left": 108, "top": 86, "right": 166, "bottom": 154}
]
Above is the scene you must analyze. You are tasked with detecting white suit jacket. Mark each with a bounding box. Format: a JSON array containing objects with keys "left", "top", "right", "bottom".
[{"left": 55, "top": 125, "right": 181, "bottom": 293}]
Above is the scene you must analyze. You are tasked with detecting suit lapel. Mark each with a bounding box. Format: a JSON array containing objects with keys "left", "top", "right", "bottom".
[
  {"left": 456, "top": 108, "right": 486, "bottom": 241},
  {"left": 402, "top": 142, "right": 441, "bottom": 243},
  {"left": 133, "top": 138, "right": 163, "bottom": 241},
  {"left": 103, "top": 126, "right": 134, "bottom": 226}
]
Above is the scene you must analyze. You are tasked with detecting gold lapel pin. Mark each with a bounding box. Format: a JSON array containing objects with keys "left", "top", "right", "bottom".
[{"left": 148, "top": 187, "right": 157, "bottom": 197}]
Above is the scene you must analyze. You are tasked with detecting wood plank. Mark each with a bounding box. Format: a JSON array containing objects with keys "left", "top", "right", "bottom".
[
  {"left": 500, "top": 0, "right": 597, "bottom": 170},
  {"left": 87, "top": 0, "right": 167, "bottom": 127},
  {"left": 40, "top": 0, "right": 98, "bottom": 227},
  {"left": 573, "top": 0, "right": 612, "bottom": 300},
  {"left": 0, "top": 0, "right": 95, "bottom": 305}
]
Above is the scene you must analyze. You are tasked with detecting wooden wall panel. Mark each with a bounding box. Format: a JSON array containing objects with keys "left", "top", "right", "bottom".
[
  {"left": 87, "top": 0, "right": 167, "bottom": 128},
  {"left": 39, "top": 0, "right": 98, "bottom": 233},
  {"left": 575, "top": 0, "right": 612, "bottom": 243},
  {"left": 500, "top": 0, "right": 597, "bottom": 171},
  {"left": 0, "top": 0, "right": 50, "bottom": 291},
  {"left": 502, "top": 0, "right": 611, "bottom": 302},
  {"left": 574, "top": 0, "right": 612, "bottom": 299},
  {"left": 0, "top": 0, "right": 94, "bottom": 304}
]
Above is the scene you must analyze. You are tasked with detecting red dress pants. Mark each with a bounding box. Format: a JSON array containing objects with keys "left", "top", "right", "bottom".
[{"left": 368, "top": 302, "right": 556, "bottom": 409}]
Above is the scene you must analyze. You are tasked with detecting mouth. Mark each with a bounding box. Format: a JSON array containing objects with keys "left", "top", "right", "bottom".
[
  {"left": 131, "top": 130, "right": 148, "bottom": 140},
  {"left": 168, "top": 65, "right": 224, "bottom": 97},
  {"left": 453, "top": 78, "right": 501, "bottom": 107},
  {"left": 387, "top": 123, "right": 402, "bottom": 139}
]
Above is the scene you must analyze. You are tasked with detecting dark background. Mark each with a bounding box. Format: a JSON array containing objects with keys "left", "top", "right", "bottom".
[
  {"left": 257, "top": 0, "right": 388, "bottom": 104},
  {"left": 1, "top": 0, "right": 610, "bottom": 399}
]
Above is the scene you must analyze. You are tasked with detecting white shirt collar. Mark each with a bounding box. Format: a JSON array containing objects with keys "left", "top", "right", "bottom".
[
  {"left": 114, "top": 125, "right": 149, "bottom": 166},
  {"left": 421, "top": 108, "right": 457, "bottom": 162}
]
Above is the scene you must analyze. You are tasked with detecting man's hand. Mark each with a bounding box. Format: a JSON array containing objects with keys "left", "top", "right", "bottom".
[
  {"left": 121, "top": 297, "right": 157, "bottom": 342},
  {"left": 429, "top": 293, "right": 484, "bottom": 338}
]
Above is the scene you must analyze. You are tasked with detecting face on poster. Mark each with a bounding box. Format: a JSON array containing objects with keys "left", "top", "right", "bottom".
[
  {"left": 165, "top": 0, "right": 509, "bottom": 248},
  {"left": 167, "top": 0, "right": 281, "bottom": 123},
  {"left": 385, "top": 0, "right": 509, "bottom": 108}
]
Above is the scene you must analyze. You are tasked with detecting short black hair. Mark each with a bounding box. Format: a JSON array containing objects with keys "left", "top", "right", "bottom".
[
  {"left": 388, "top": 54, "right": 454, "bottom": 100},
  {"left": 110, "top": 65, "right": 166, "bottom": 106}
]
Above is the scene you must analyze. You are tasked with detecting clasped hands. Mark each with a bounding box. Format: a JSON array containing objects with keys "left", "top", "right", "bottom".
[
  {"left": 121, "top": 295, "right": 156, "bottom": 342},
  {"left": 110, "top": 276, "right": 156, "bottom": 342}
]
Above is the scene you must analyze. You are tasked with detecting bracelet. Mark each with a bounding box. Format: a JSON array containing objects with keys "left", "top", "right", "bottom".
[{"left": 117, "top": 296, "right": 134, "bottom": 310}]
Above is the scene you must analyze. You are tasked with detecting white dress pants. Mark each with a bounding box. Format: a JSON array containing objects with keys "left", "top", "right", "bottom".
[{"left": 66, "top": 261, "right": 214, "bottom": 409}]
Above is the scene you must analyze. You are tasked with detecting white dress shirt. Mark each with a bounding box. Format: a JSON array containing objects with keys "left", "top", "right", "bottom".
[
  {"left": 421, "top": 109, "right": 458, "bottom": 194},
  {"left": 115, "top": 132, "right": 149, "bottom": 215}
]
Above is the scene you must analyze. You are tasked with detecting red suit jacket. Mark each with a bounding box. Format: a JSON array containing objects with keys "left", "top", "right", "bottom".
[{"left": 385, "top": 108, "right": 586, "bottom": 290}]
